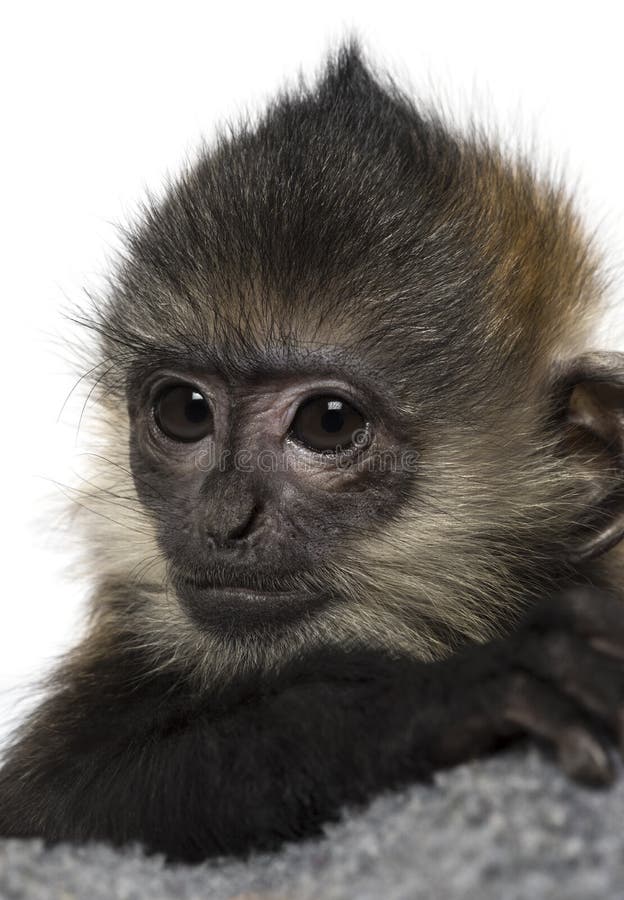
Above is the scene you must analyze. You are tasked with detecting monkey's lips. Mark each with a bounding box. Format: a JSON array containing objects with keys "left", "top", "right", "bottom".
[{"left": 172, "top": 573, "right": 322, "bottom": 631}]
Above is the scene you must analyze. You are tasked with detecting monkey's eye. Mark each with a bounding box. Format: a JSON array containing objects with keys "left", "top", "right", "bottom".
[
  {"left": 153, "top": 384, "right": 213, "bottom": 442},
  {"left": 290, "top": 395, "right": 368, "bottom": 453}
]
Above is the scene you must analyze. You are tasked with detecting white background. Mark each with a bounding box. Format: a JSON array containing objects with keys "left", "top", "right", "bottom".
[{"left": 1, "top": 1, "right": 624, "bottom": 742}]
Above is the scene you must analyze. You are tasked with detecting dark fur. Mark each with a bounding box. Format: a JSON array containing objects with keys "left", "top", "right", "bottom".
[{"left": 1, "top": 44, "right": 624, "bottom": 861}]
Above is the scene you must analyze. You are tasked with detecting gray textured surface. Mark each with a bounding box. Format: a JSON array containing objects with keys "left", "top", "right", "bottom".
[{"left": 1, "top": 748, "right": 623, "bottom": 900}]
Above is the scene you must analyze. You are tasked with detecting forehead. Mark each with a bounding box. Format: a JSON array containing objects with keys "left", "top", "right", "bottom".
[
  {"left": 123, "top": 307, "right": 403, "bottom": 405},
  {"left": 118, "top": 299, "right": 486, "bottom": 442}
]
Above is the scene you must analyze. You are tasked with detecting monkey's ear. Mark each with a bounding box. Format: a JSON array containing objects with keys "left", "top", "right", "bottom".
[{"left": 554, "top": 352, "right": 624, "bottom": 562}]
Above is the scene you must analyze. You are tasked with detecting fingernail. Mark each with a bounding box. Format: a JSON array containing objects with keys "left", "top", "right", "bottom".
[
  {"left": 559, "top": 727, "right": 614, "bottom": 786},
  {"left": 590, "top": 637, "right": 624, "bottom": 660}
]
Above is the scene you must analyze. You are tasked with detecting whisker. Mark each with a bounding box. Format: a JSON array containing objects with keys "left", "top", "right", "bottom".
[
  {"left": 56, "top": 357, "right": 115, "bottom": 424},
  {"left": 78, "top": 453, "right": 168, "bottom": 502},
  {"left": 75, "top": 364, "right": 117, "bottom": 445},
  {"left": 52, "top": 483, "right": 154, "bottom": 537}
]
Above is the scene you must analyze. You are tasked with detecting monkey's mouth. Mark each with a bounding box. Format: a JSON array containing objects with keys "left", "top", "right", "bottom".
[{"left": 171, "top": 571, "right": 324, "bottom": 632}]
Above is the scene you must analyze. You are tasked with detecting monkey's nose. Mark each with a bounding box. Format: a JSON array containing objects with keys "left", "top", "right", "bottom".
[
  {"left": 224, "top": 504, "right": 260, "bottom": 542},
  {"left": 204, "top": 501, "right": 261, "bottom": 546}
]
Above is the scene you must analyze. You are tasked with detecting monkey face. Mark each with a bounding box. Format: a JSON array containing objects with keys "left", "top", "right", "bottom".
[
  {"left": 78, "top": 50, "right": 624, "bottom": 677},
  {"left": 126, "top": 350, "right": 414, "bottom": 633}
]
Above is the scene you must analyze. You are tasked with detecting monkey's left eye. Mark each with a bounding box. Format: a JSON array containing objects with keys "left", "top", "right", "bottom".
[
  {"left": 153, "top": 384, "right": 213, "bottom": 442},
  {"left": 290, "top": 395, "right": 368, "bottom": 453}
]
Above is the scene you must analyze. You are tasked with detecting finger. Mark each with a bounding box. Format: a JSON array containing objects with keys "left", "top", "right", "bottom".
[
  {"left": 503, "top": 672, "right": 614, "bottom": 786},
  {"left": 517, "top": 631, "right": 624, "bottom": 736},
  {"left": 530, "top": 587, "right": 624, "bottom": 652},
  {"left": 589, "top": 636, "right": 624, "bottom": 662}
]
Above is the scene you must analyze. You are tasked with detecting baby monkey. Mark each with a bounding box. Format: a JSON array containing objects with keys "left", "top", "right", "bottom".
[{"left": 2, "top": 44, "right": 624, "bottom": 862}]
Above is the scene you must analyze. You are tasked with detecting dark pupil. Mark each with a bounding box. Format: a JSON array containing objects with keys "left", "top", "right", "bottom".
[
  {"left": 292, "top": 396, "right": 366, "bottom": 453},
  {"left": 155, "top": 385, "right": 212, "bottom": 442},
  {"left": 321, "top": 409, "right": 344, "bottom": 433},
  {"left": 186, "top": 394, "right": 208, "bottom": 423}
]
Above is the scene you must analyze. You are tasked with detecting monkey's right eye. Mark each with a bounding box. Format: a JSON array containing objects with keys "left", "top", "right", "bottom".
[
  {"left": 289, "top": 395, "right": 368, "bottom": 453},
  {"left": 153, "top": 384, "right": 213, "bottom": 442}
]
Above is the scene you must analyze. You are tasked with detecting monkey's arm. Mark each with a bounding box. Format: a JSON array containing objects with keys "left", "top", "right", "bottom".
[{"left": 0, "top": 586, "right": 622, "bottom": 861}]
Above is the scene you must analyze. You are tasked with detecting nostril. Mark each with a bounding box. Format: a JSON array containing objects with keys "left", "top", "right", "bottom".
[
  {"left": 202, "top": 477, "right": 263, "bottom": 547},
  {"left": 222, "top": 503, "right": 261, "bottom": 543}
]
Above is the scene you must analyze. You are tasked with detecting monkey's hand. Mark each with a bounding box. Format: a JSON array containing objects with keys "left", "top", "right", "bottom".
[
  {"left": 0, "top": 585, "right": 622, "bottom": 860},
  {"left": 430, "top": 586, "right": 624, "bottom": 785}
]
